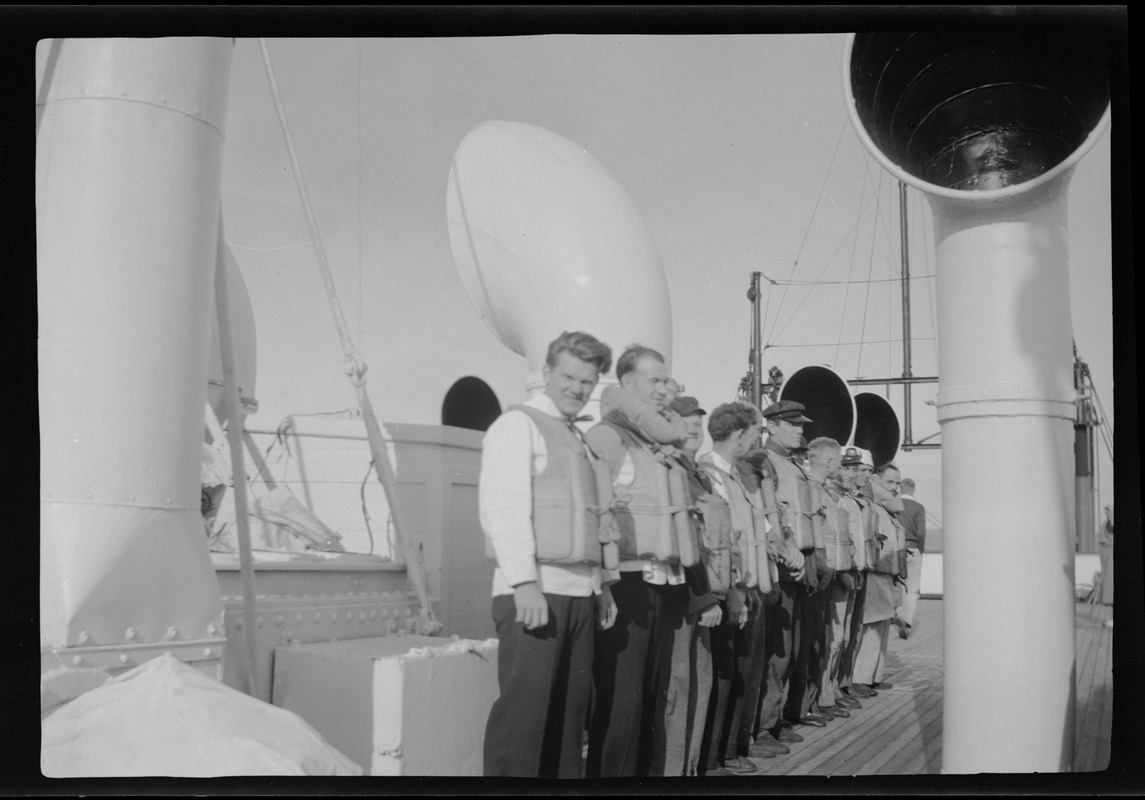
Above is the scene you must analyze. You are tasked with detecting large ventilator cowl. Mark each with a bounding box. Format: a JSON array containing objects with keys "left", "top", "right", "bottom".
[
  {"left": 843, "top": 32, "right": 1110, "bottom": 774},
  {"left": 847, "top": 32, "right": 1110, "bottom": 201},
  {"left": 777, "top": 365, "right": 858, "bottom": 446},
  {"left": 446, "top": 121, "right": 672, "bottom": 405},
  {"left": 852, "top": 391, "right": 901, "bottom": 470}
]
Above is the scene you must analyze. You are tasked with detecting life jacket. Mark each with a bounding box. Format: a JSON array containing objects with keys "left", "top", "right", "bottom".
[
  {"left": 483, "top": 404, "right": 609, "bottom": 567},
  {"left": 868, "top": 501, "right": 905, "bottom": 576},
  {"left": 597, "top": 416, "right": 699, "bottom": 567},
  {"left": 701, "top": 455, "right": 772, "bottom": 592},
  {"left": 765, "top": 449, "right": 820, "bottom": 551},
  {"left": 819, "top": 480, "right": 855, "bottom": 571},
  {"left": 692, "top": 490, "right": 735, "bottom": 595},
  {"left": 838, "top": 492, "right": 875, "bottom": 571},
  {"left": 677, "top": 457, "right": 734, "bottom": 594}
]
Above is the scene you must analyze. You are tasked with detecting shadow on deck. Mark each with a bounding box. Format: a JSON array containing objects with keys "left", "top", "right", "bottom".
[{"left": 743, "top": 597, "right": 1112, "bottom": 776}]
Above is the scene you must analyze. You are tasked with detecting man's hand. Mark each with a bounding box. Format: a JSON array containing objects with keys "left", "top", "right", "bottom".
[
  {"left": 513, "top": 582, "right": 549, "bottom": 630},
  {"left": 596, "top": 584, "right": 618, "bottom": 630},
  {"left": 786, "top": 551, "right": 806, "bottom": 583},
  {"left": 697, "top": 605, "right": 723, "bottom": 628}
]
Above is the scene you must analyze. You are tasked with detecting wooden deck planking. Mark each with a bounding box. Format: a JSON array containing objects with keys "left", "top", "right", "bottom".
[
  {"left": 748, "top": 600, "right": 946, "bottom": 776},
  {"left": 1076, "top": 608, "right": 1103, "bottom": 770},
  {"left": 779, "top": 693, "right": 912, "bottom": 776},
  {"left": 732, "top": 598, "right": 1110, "bottom": 776},
  {"left": 865, "top": 692, "right": 943, "bottom": 775},
  {"left": 1073, "top": 601, "right": 1112, "bottom": 771}
]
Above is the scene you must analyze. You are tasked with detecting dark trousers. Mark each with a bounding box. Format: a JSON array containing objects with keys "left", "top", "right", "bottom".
[
  {"left": 786, "top": 583, "right": 830, "bottom": 719},
  {"left": 757, "top": 580, "right": 803, "bottom": 732},
  {"left": 699, "top": 600, "right": 737, "bottom": 771},
  {"left": 734, "top": 587, "right": 770, "bottom": 748},
  {"left": 840, "top": 575, "right": 867, "bottom": 690},
  {"left": 587, "top": 572, "right": 689, "bottom": 778},
  {"left": 483, "top": 593, "right": 595, "bottom": 778}
]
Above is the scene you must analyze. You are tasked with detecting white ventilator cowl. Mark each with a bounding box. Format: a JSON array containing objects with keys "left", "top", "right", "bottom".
[{"left": 447, "top": 120, "right": 672, "bottom": 415}]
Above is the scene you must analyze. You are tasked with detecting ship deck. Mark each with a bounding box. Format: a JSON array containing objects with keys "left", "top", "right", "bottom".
[{"left": 740, "top": 596, "right": 1114, "bottom": 776}]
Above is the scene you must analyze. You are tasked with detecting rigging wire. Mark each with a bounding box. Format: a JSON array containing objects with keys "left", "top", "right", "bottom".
[
  {"left": 855, "top": 169, "right": 884, "bottom": 378},
  {"left": 772, "top": 275, "right": 935, "bottom": 286},
  {"left": 766, "top": 135, "right": 912, "bottom": 354},
  {"left": 771, "top": 336, "right": 935, "bottom": 349},
  {"left": 433, "top": 39, "right": 544, "bottom": 127},
  {"left": 258, "top": 37, "right": 442, "bottom": 635},
  {"left": 767, "top": 120, "right": 850, "bottom": 348},
  {"left": 359, "top": 460, "right": 376, "bottom": 555},
  {"left": 834, "top": 154, "right": 873, "bottom": 367}
]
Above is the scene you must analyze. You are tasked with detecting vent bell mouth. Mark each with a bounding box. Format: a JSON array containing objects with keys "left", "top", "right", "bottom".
[
  {"left": 848, "top": 33, "right": 1110, "bottom": 191},
  {"left": 442, "top": 376, "right": 501, "bottom": 432}
]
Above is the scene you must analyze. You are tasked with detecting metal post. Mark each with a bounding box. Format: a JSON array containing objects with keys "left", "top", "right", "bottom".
[
  {"left": 750, "top": 271, "right": 763, "bottom": 410},
  {"left": 899, "top": 181, "right": 915, "bottom": 446}
]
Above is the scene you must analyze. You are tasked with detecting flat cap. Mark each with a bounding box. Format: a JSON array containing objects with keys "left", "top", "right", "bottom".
[
  {"left": 761, "top": 399, "right": 812, "bottom": 423},
  {"left": 841, "top": 446, "right": 863, "bottom": 466}
]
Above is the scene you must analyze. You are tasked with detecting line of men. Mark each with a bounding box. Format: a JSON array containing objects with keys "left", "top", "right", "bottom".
[{"left": 479, "top": 331, "right": 922, "bottom": 778}]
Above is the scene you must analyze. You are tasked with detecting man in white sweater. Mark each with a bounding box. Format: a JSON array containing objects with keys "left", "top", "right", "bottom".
[{"left": 480, "top": 331, "right": 618, "bottom": 778}]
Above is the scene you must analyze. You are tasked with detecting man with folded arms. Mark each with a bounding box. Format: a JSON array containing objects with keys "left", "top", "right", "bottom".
[{"left": 585, "top": 345, "right": 699, "bottom": 778}]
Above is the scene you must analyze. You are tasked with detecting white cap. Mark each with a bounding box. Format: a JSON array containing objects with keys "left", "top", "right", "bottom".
[{"left": 858, "top": 448, "right": 875, "bottom": 469}]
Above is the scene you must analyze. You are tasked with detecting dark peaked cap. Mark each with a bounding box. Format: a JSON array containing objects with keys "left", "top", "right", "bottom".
[
  {"left": 761, "top": 399, "right": 812, "bottom": 423},
  {"left": 670, "top": 396, "right": 706, "bottom": 417}
]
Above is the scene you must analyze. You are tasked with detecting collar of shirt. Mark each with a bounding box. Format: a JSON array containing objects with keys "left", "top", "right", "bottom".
[
  {"left": 901, "top": 494, "right": 914, "bottom": 500},
  {"left": 525, "top": 391, "right": 594, "bottom": 455},
  {"left": 524, "top": 390, "right": 566, "bottom": 419},
  {"left": 709, "top": 449, "right": 737, "bottom": 477}
]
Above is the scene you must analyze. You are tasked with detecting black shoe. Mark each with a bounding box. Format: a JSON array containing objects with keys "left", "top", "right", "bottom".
[
  {"left": 771, "top": 726, "right": 804, "bottom": 744},
  {"left": 871, "top": 682, "right": 894, "bottom": 691},
  {"left": 835, "top": 694, "right": 862, "bottom": 709},
  {"left": 795, "top": 713, "right": 829, "bottom": 727},
  {"left": 821, "top": 705, "right": 851, "bottom": 719},
  {"left": 845, "top": 684, "right": 876, "bottom": 698}
]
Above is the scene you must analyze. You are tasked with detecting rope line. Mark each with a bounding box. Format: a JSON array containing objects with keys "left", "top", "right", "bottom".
[{"left": 258, "top": 38, "right": 442, "bottom": 635}]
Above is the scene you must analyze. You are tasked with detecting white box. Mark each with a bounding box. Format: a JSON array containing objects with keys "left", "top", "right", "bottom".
[{"left": 272, "top": 635, "right": 499, "bottom": 775}]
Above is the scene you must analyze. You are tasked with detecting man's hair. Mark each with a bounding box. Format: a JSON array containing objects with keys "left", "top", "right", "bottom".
[
  {"left": 708, "top": 401, "right": 761, "bottom": 443},
  {"left": 545, "top": 331, "right": 613, "bottom": 374},
  {"left": 615, "top": 344, "right": 665, "bottom": 382},
  {"left": 901, "top": 477, "right": 916, "bottom": 493},
  {"left": 876, "top": 462, "right": 900, "bottom": 477},
  {"left": 807, "top": 436, "right": 841, "bottom": 463}
]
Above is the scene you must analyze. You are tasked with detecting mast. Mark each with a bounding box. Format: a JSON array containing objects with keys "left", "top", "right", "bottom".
[
  {"left": 1073, "top": 343, "right": 1098, "bottom": 553},
  {"left": 899, "top": 180, "right": 915, "bottom": 446},
  {"left": 748, "top": 272, "right": 762, "bottom": 409}
]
